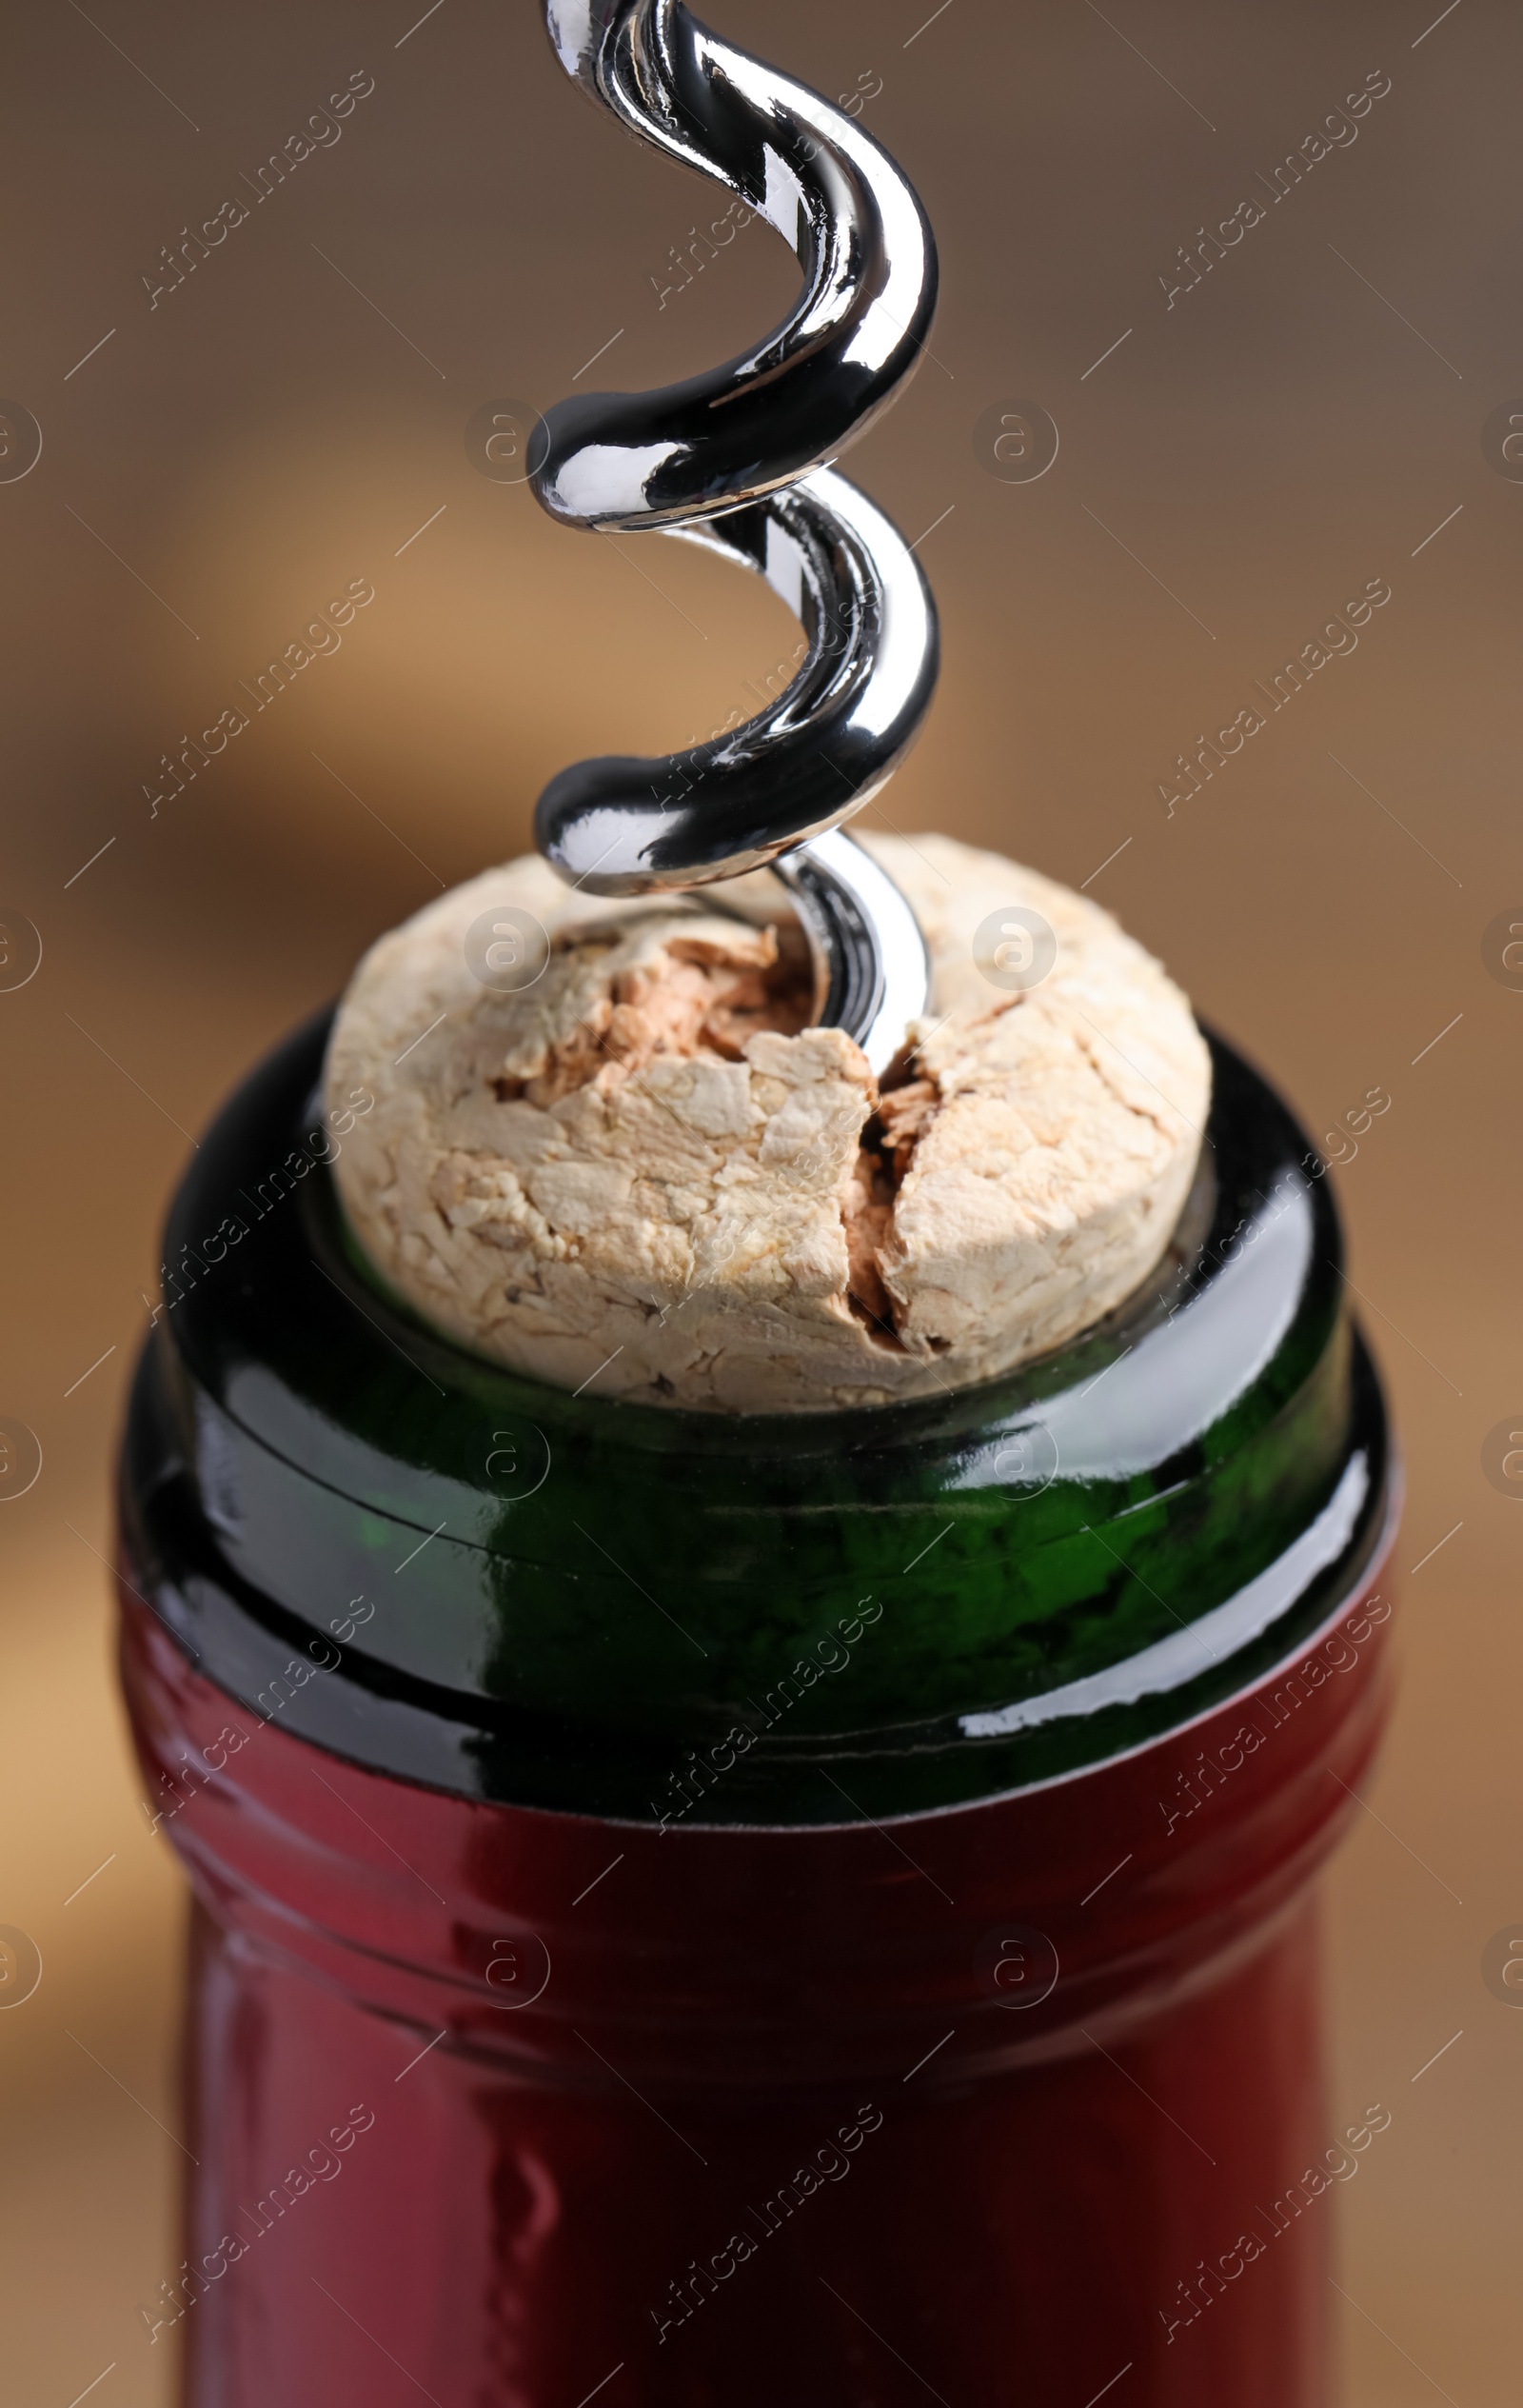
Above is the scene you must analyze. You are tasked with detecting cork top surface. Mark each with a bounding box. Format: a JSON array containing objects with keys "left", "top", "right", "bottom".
[{"left": 324, "top": 834, "right": 1212, "bottom": 1412}]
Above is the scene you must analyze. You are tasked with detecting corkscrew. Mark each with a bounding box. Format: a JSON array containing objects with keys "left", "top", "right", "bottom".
[{"left": 531, "top": 0, "right": 940, "bottom": 1072}]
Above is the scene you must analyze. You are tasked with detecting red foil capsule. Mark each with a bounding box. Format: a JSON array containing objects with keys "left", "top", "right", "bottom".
[{"left": 120, "top": 1562, "right": 1393, "bottom": 2407}]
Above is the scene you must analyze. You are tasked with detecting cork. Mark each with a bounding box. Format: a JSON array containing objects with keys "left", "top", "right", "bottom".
[{"left": 323, "top": 834, "right": 1211, "bottom": 1413}]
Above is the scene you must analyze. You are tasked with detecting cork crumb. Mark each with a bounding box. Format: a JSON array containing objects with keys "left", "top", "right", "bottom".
[
  {"left": 484, "top": 915, "right": 945, "bottom": 1346},
  {"left": 489, "top": 919, "right": 816, "bottom": 1109},
  {"left": 841, "top": 1064, "right": 945, "bottom": 1347}
]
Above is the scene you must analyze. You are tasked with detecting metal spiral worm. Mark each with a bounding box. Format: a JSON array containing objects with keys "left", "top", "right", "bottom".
[{"left": 531, "top": 0, "right": 940, "bottom": 1072}]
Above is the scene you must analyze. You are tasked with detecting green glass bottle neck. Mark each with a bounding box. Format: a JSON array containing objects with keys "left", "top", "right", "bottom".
[{"left": 119, "top": 1012, "right": 1392, "bottom": 1823}]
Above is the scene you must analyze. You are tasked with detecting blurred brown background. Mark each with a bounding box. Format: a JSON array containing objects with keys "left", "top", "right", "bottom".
[{"left": 1, "top": 0, "right": 1517, "bottom": 2398}]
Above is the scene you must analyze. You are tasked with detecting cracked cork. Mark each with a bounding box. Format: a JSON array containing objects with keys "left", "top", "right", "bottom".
[{"left": 324, "top": 833, "right": 1211, "bottom": 1413}]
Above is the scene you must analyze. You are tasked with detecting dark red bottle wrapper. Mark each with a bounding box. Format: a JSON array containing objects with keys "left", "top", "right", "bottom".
[{"left": 119, "top": 1522, "right": 1394, "bottom": 2408}]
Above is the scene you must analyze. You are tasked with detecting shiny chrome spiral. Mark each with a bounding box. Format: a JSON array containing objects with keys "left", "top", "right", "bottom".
[{"left": 533, "top": 0, "right": 940, "bottom": 1071}]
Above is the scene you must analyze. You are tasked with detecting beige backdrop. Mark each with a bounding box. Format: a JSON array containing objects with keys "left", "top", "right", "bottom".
[{"left": 1, "top": 0, "right": 1517, "bottom": 2398}]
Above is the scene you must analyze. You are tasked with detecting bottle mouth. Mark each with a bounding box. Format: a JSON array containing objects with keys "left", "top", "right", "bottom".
[{"left": 118, "top": 1012, "right": 1393, "bottom": 1825}]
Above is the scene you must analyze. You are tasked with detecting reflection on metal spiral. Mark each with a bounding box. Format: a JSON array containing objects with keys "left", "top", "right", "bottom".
[{"left": 532, "top": 0, "right": 939, "bottom": 1071}]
